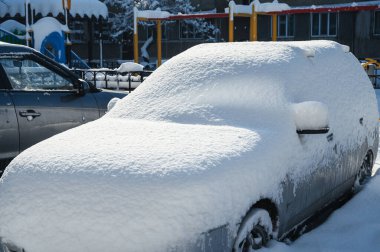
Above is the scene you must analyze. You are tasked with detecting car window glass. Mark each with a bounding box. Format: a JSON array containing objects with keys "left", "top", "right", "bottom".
[{"left": 0, "top": 58, "right": 74, "bottom": 91}]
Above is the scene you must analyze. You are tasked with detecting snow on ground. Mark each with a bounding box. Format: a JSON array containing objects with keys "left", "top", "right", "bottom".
[{"left": 265, "top": 90, "right": 380, "bottom": 252}]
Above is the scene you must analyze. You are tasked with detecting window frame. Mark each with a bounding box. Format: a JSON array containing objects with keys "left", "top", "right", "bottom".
[
  {"left": 277, "top": 14, "right": 295, "bottom": 38},
  {"left": 310, "top": 12, "right": 338, "bottom": 37},
  {"left": 373, "top": 10, "right": 380, "bottom": 35},
  {"left": 0, "top": 53, "right": 78, "bottom": 92}
]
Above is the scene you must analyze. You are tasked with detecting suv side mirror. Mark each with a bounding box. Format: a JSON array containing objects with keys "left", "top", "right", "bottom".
[
  {"left": 75, "top": 79, "right": 86, "bottom": 96},
  {"left": 292, "top": 101, "right": 329, "bottom": 134}
]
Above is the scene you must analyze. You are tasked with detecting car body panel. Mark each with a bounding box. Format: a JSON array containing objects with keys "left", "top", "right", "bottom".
[{"left": 0, "top": 91, "right": 18, "bottom": 159}]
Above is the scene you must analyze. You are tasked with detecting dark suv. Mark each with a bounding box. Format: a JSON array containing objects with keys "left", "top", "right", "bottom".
[{"left": 0, "top": 42, "right": 127, "bottom": 174}]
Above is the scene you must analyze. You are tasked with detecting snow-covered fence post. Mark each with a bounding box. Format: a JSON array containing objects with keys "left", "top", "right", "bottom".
[
  {"left": 157, "top": 20, "right": 162, "bottom": 67},
  {"left": 228, "top": 1, "right": 235, "bottom": 42},
  {"left": 133, "top": 7, "right": 139, "bottom": 63}
]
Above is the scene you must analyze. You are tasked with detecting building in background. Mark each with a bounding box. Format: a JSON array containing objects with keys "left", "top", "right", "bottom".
[
  {"left": 1, "top": 0, "right": 380, "bottom": 67},
  {"left": 133, "top": 0, "right": 380, "bottom": 65}
]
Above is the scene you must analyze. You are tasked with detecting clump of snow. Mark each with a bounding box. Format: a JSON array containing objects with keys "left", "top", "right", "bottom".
[
  {"left": 292, "top": 101, "right": 329, "bottom": 131},
  {"left": 225, "top": 0, "right": 290, "bottom": 14},
  {"left": 341, "top": 44, "right": 350, "bottom": 53},
  {"left": 117, "top": 62, "right": 144, "bottom": 73},
  {"left": 0, "top": 41, "right": 377, "bottom": 252},
  {"left": 137, "top": 8, "right": 171, "bottom": 19},
  {"left": 302, "top": 48, "right": 315, "bottom": 57}
]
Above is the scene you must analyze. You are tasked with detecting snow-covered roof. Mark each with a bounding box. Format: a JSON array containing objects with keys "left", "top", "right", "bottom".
[
  {"left": 137, "top": 9, "right": 171, "bottom": 19},
  {"left": 225, "top": 0, "right": 290, "bottom": 14},
  {"left": 0, "top": 41, "right": 377, "bottom": 252},
  {"left": 0, "top": 20, "right": 25, "bottom": 32},
  {"left": 293, "top": 0, "right": 380, "bottom": 10},
  {"left": 0, "top": 0, "right": 108, "bottom": 19}
]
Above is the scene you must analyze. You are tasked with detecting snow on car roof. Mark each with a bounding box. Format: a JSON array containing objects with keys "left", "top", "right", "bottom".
[
  {"left": 108, "top": 41, "right": 377, "bottom": 134},
  {"left": 0, "top": 41, "right": 378, "bottom": 252}
]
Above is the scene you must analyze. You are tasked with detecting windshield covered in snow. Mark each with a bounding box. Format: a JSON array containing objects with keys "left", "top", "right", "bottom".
[{"left": 106, "top": 42, "right": 293, "bottom": 127}]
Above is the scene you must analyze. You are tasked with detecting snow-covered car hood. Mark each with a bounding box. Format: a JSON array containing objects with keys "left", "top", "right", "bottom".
[{"left": 0, "top": 118, "right": 297, "bottom": 252}]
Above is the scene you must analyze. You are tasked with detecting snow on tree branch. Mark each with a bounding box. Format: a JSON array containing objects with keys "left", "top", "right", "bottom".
[{"left": 104, "top": 0, "right": 219, "bottom": 42}]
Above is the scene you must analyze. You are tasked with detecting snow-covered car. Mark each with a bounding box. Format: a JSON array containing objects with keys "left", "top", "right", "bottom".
[{"left": 0, "top": 41, "right": 378, "bottom": 252}]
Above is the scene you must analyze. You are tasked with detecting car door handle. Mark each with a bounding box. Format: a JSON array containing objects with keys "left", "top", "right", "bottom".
[{"left": 19, "top": 110, "right": 41, "bottom": 118}]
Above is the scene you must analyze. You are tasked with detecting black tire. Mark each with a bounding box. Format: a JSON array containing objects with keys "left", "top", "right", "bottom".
[
  {"left": 234, "top": 209, "right": 272, "bottom": 252},
  {"left": 355, "top": 151, "right": 374, "bottom": 189}
]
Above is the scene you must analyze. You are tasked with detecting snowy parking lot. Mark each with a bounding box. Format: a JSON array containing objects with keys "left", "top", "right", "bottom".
[{"left": 265, "top": 90, "right": 380, "bottom": 251}]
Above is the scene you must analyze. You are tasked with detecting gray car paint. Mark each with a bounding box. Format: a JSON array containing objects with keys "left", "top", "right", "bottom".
[{"left": 176, "top": 128, "right": 378, "bottom": 252}]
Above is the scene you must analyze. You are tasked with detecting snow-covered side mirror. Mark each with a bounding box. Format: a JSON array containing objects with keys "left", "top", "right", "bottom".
[
  {"left": 107, "top": 97, "right": 121, "bottom": 112},
  {"left": 292, "top": 101, "right": 329, "bottom": 134}
]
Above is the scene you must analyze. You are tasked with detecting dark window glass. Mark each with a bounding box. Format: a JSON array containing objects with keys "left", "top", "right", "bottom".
[
  {"left": 277, "top": 15, "right": 294, "bottom": 37},
  {"left": 375, "top": 11, "right": 380, "bottom": 35},
  {"left": 320, "top": 13, "right": 328, "bottom": 35},
  {"left": 312, "top": 13, "right": 319, "bottom": 36},
  {"left": 278, "top": 15, "right": 287, "bottom": 37},
  {"left": 329, "top": 13, "right": 337, "bottom": 35},
  {"left": 0, "top": 58, "right": 73, "bottom": 90},
  {"left": 288, "top": 15, "right": 295, "bottom": 36}
]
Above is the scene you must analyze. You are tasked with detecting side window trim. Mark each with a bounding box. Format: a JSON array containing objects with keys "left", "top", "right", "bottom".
[{"left": 0, "top": 54, "right": 76, "bottom": 92}]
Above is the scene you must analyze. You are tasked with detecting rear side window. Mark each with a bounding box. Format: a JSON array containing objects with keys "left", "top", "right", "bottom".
[{"left": 0, "top": 58, "right": 74, "bottom": 91}]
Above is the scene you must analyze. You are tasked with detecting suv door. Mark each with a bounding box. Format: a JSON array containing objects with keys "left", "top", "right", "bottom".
[
  {"left": 0, "top": 67, "right": 18, "bottom": 160},
  {"left": 0, "top": 55, "right": 99, "bottom": 152}
]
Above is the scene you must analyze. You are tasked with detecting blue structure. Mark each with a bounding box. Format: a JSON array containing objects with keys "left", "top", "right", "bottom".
[{"left": 40, "top": 31, "right": 66, "bottom": 64}]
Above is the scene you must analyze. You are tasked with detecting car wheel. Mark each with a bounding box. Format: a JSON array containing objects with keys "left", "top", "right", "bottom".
[
  {"left": 234, "top": 208, "right": 272, "bottom": 252},
  {"left": 355, "top": 151, "right": 374, "bottom": 188}
]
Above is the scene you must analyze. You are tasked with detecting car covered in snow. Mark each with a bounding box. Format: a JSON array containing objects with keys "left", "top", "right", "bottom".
[
  {"left": 0, "top": 41, "right": 378, "bottom": 252},
  {"left": 0, "top": 42, "right": 127, "bottom": 175}
]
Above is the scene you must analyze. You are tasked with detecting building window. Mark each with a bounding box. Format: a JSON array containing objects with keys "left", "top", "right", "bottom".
[
  {"left": 180, "top": 21, "right": 202, "bottom": 40},
  {"left": 311, "top": 12, "right": 337, "bottom": 37},
  {"left": 278, "top": 14, "right": 294, "bottom": 37},
  {"left": 374, "top": 11, "right": 380, "bottom": 35}
]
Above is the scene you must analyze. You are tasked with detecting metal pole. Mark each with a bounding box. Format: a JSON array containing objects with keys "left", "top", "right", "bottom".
[
  {"left": 133, "top": 7, "right": 139, "bottom": 63},
  {"left": 157, "top": 20, "right": 162, "bottom": 67},
  {"left": 250, "top": 3, "right": 256, "bottom": 41},
  {"left": 25, "top": 0, "right": 31, "bottom": 47},
  {"left": 228, "top": 1, "right": 235, "bottom": 42},
  {"left": 272, "top": 14, "right": 278, "bottom": 41},
  {"left": 252, "top": 6, "right": 257, "bottom": 41},
  {"left": 99, "top": 18, "right": 103, "bottom": 68}
]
